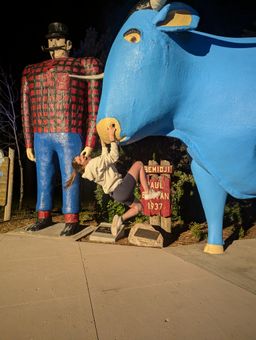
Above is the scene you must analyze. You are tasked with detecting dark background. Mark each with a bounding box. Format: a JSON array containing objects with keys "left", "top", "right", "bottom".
[
  {"left": 1, "top": 0, "right": 256, "bottom": 211},
  {"left": 0, "top": 0, "right": 134, "bottom": 76},
  {"left": 1, "top": 0, "right": 256, "bottom": 78}
]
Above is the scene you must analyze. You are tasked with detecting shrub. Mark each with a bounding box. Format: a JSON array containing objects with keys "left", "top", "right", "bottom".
[
  {"left": 189, "top": 222, "right": 206, "bottom": 241},
  {"left": 94, "top": 184, "right": 147, "bottom": 224}
]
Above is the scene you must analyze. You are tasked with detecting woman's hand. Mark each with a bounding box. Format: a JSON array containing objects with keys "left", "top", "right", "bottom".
[{"left": 80, "top": 146, "right": 93, "bottom": 157}]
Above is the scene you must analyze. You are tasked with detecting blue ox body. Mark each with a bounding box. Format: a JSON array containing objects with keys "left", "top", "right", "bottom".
[{"left": 96, "top": 1, "right": 256, "bottom": 254}]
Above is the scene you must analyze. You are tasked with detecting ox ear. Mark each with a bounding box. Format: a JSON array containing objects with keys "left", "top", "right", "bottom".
[{"left": 153, "top": 3, "right": 200, "bottom": 32}]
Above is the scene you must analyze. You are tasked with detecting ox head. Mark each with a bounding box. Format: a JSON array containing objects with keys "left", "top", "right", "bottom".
[{"left": 96, "top": 1, "right": 199, "bottom": 144}]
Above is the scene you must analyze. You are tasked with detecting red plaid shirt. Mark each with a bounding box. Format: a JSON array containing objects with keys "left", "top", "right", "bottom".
[{"left": 21, "top": 57, "right": 102, "bottom": 148}]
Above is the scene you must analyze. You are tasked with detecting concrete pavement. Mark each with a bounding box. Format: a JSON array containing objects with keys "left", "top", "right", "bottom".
[{"left": 0, "top": 227, "right": 255, "bottom": 340}]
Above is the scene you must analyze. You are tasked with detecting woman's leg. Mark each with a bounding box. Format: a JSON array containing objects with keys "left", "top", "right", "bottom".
[
  {"left": 111, "top": 199, "right": 142, "bottom": 236},
  {"left": 128, "top": 161, "right": 150, "bottom": 193},
  {"left": 127, "top": 161, "right": 161, "bottom": 200},
  {"left": 122, "top": 201, "right": 142, "bottom": 222}
]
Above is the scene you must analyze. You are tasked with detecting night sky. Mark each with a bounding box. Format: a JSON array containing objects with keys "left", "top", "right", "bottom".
[
  {"left": 1, "top": 0, "right": 255, "bottom": 200},
  {"left": 0, "top": 0, "right": 135, "bottom": 77},
  {"left": 1, "top": 0, "right": 255, "bottom": 79}
]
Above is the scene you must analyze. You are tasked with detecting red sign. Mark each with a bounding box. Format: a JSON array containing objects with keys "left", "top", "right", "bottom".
[{"left": 141, "top": 175, "right": 171, "bottom": 217}]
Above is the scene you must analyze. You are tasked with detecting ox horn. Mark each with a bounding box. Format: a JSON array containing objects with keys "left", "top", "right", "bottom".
[
  {"left": 150, "top": 0, "right": 167, "bottom": 11},
  {"left": 69, "top": 73, "right": 104, "bottom": 80}
]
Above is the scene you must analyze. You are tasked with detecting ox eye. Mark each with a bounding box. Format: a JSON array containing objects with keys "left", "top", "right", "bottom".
[{"left": 123, "top": 29, "right": 141, "bottom": 43}]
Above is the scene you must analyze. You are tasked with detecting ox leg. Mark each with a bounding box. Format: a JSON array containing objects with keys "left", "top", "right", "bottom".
[{"left": 191, "top": 160, "right": 227, "bottom": 254}]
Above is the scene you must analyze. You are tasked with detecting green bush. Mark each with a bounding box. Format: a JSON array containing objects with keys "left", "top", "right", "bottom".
[
  {"left": 171, "top": 170, "right": 195, "bottom": 222},
  {"left": 94, "top": 184, "right": 147, "bottom": 224},
  {"left": 189, "top": 222, "right": 206, "bottom": 241},
  {"left": 224, "top": 201, "right": 242, "bottom": 226}
]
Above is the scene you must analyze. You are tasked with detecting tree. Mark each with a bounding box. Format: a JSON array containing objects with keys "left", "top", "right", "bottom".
[
  {"left": 0, "top": 66, "right": 24, "bottom": 210},
  {"left": 72, "top": 26, "right": 113, "bottom": 64}
]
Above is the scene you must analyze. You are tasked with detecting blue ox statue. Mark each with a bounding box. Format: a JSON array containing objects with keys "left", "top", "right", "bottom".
[{"left": 95, "top": 0, "right": 256, "bottom": 254}]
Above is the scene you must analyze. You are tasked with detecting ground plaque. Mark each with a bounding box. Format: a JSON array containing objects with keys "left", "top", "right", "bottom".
[
  {"left": 128, "top": 223, "right": 163, "bottom": 248},
  {"left": 134, "top": 228, "right": 159, "bottom": 240},
  {"left": 89, "top": 222, "right": 125, "bottom": 243}
]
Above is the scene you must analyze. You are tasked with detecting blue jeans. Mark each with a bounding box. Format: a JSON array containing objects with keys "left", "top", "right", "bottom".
[{"left": 34, "top": 133, "right": 83, "bottom": 214}]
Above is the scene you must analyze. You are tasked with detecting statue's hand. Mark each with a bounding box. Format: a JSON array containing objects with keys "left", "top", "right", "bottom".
[
  {"left": 80, "top": 146, "right": 93, "bottom": 158},
  {"left": 26, "top": 148, "right": 36, "bottom": 162}
]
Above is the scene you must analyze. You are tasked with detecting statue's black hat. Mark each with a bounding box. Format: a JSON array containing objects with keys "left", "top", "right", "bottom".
[{"left": 45, "top": 22, "right": 69, "bottom": 39}]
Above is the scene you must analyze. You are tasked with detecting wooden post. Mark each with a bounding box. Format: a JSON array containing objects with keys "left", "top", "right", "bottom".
[
  {"left": 4, "top": 148, "right": 15, "bottom": 221},
  {"left": 0, "top": 149, "right": 9, "bottom": 207},
  {"left": 160, "top": 160, "right": 171, "bottom": 233}
]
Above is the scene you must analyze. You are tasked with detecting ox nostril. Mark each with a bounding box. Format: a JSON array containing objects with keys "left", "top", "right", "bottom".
[{"left": 96, "top": 117, "right": 121, "bottom": 143}]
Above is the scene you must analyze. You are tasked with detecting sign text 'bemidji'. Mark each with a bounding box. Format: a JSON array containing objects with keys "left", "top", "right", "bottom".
[{"left": 144, "top": 165, "right": 173, "bottom": 174}]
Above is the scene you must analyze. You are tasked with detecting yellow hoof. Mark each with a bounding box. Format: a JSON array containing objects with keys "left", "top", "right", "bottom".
[{"left": 204, "top": 243, "right": 224, "bottom": 255}]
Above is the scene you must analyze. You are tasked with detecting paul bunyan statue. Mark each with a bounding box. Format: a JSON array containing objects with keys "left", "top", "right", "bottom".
[{"left": 21, "top": 22, "right": 103, "bottom": 236}]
